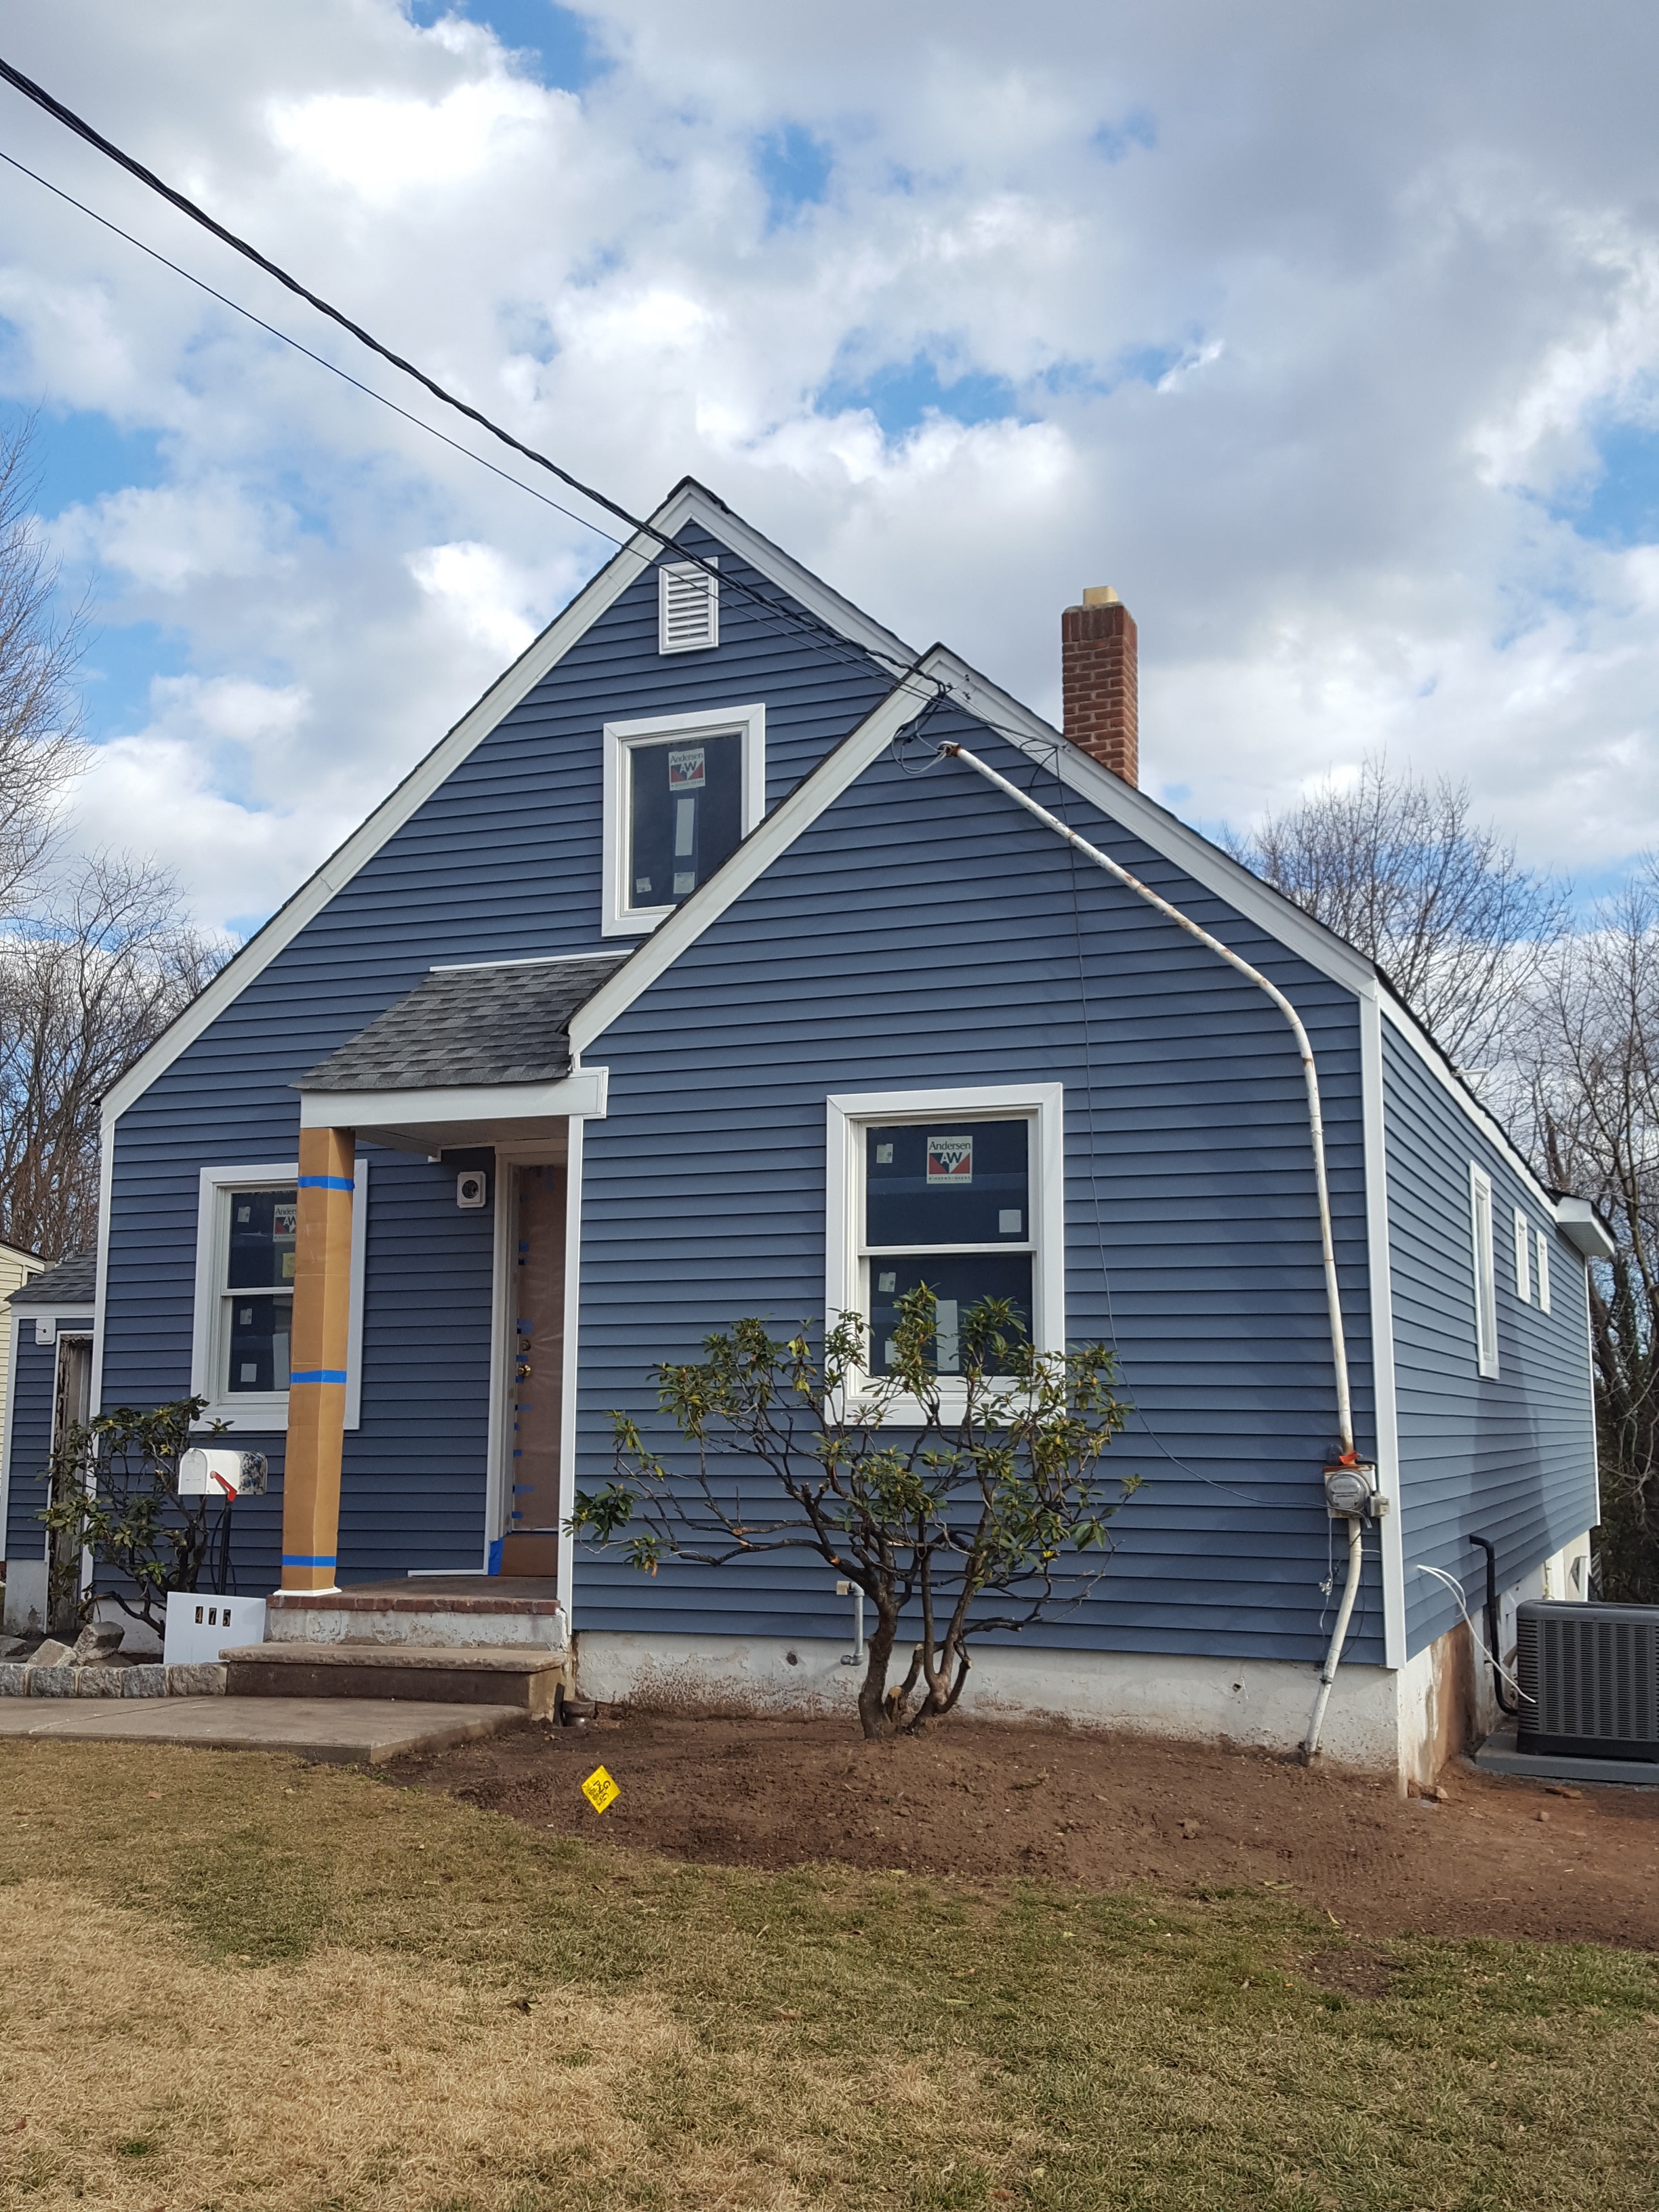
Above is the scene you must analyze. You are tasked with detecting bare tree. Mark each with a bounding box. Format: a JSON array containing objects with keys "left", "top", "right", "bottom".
[
  {"left": 0, "top": 855, "right": 225, "bottom": 1260},
  {"left": 1517, "top": 872, "right": 1659, "bottom": 1600},
  {"left": 0, "top": 415, "right": 85, "bottom": 920},
  {"left": 1229, "top": 758, "right": 1568, "bottom": 1068}
]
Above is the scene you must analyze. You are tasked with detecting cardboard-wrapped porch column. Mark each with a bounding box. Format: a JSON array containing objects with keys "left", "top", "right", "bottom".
[{"left": 280, "top": 1126, "right": 355, "bottom": 1592}]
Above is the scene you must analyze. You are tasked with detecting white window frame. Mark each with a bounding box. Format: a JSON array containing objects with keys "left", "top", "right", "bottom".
[
  {"left": 600, "top": 703, "right": 765, "bottom": 939},
  {"left": 190, "top": 1161, "right": 369, "bottom": 1431},
  {"left": 1470, "top": 1164, "right": 1498, "bottom": 1378},
  {"left": 826, "top": 1082, "right": 1065, "bottom": 1421},
  {"left": 1514, "top": 1206, "right": 1532, "bottom": 1303},
  {"left": 1536, "top": 1227, "right": 1551, "bottom": 1315}
]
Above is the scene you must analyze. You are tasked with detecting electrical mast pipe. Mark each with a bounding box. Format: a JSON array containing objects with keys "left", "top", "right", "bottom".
[{"left": 937, "top": 740, "right": 1356, "bottom": 1462}]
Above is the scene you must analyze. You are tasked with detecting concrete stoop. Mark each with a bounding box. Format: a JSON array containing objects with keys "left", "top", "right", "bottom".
[
  {"left": 222, "top": 1640, "right": 566, "bottom": 1715},
  {"left": 0, "top": 1694, "right": 525, "bottom": 1762}
]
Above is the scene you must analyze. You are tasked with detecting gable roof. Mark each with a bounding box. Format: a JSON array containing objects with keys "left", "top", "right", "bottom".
[
  {"left": 98, "top": 475, "right": 1561, "bottom": 1216},
  {"left": 298, "top": 953, "right": 629, "bottom": 1094}
]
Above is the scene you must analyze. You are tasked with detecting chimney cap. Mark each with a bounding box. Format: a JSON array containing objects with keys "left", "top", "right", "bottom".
[{"left": 1081, "top": 585, "right": 1120, "bottom": 607}]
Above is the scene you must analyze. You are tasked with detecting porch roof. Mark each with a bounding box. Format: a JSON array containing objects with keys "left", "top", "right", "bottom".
[{"left": 297, "top": 953, "right": 630, "bottom": 1095}]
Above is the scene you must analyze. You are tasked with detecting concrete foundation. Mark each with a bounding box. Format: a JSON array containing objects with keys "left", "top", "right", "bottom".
[{"left": 574, "top": 1626, "right": 1481, "bottom": 1790}]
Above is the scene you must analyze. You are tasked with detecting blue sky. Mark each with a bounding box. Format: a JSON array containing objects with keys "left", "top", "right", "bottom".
[{"left": 1, "top": 1, "right": 1656, "bottom": 935}]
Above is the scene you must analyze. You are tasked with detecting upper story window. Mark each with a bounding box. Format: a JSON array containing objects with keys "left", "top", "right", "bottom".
[
  {"left": 659, "top": 559, "right": 718, "bottom": 653},
  {"left": 602, "top": 705, "right": 764, "bottom": 937},
  {"left": 1536, "top": 1227, "right": 1552, "bottom": 1314}
]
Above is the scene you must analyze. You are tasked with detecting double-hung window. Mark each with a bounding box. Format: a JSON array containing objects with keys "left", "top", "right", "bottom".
[
  {"left": 602, "top": 705, "right": 764, "bottom": 935},
  {"left": 827, "top": 1084, "right": 1065, "bottom": 1402},
  {"left": 190, "top": 1162, "right": 369, "bottom": 1430}
]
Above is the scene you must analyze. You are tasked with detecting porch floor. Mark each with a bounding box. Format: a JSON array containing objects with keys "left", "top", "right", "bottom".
[
  {"left": 0, "top": 1694, "right": 526, "bottom": 1763},
  {"left": 349, "top": 1576, "right": 561, "bottom": 1600}
]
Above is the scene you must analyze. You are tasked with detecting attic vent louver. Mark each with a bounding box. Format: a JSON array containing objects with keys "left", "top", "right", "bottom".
[{"left": 658, "top": 559, "right": 719, "bottom": 654}]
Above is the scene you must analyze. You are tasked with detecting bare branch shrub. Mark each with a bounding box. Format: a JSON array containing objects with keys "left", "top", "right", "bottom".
[{"left": 1229, "top": 757, "right": 1568, "bottom": 1068}]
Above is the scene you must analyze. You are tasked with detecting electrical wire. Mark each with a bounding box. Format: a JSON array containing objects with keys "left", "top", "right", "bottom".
[
  {"left": 0, "top": 50, "right": 931, "bottom": 693},
  {"left": 1414, "top": 1561, "right": 1531, "bottom": 1702}
]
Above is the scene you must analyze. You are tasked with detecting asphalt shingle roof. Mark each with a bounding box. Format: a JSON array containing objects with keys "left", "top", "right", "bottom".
[
  {"left": 295, "top": 954, "right": 632, "bottom": 1093},
  {"left": 9, "top": 1253, "right": 96, "bottom": 1308}
]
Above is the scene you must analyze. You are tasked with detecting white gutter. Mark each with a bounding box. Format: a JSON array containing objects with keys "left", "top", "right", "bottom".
[{"left": 940, "top": 741, "right": 1355, "bottom": 1460}]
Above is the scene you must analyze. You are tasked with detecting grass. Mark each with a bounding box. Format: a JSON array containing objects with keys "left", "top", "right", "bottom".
[{"left": 1, "top": 1744, "right": 1657, "bottom": 2210}]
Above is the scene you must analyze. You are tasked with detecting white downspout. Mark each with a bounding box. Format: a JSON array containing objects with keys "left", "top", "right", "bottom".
[{"left": 938, "top": 741, "right": 1367, "bottom": 1757}]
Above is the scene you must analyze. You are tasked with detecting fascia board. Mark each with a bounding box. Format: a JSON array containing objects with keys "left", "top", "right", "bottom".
[
  {"left": 925, "top": 646, "right": 1378, "bottom": 1000},
  {"left": 299, "top": 1070, "right": 608, "bottom": 1128},
  {"left": 101, "top": 480, "right": 914, "bottom": 1135},
  {"left": 926, "top": 648, "right": 1592, "bottom": 1224},
  {"left": 1372, "top": 989, "right": 1564, "bottom": 1216},
  {"left": 569, "top": 665, "right": 943, "bottom": 1053},
  {"left": 1556, "top": 1197, "right": 1616, "bottom": 1261},
  {"left": 102, "top": 523, "right": 672, "bottom": 1129},
  {"left": 651, "top": 483, "right": 921, "bottom": 678}
]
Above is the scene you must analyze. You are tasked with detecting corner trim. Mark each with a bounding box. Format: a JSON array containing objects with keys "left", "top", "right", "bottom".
[{"left": 1359, "top": 996, "right": 1406, "bottom": 1668}]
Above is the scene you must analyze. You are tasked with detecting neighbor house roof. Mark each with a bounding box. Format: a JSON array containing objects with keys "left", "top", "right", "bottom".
[
  {"left": 295, "top": 953, "right": 632, "bottom": 1094},
  {"left": 9, "top": 1253, "right": 96, "bottom": 1308}
]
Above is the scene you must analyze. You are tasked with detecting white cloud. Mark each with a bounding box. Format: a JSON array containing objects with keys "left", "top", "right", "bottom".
[{"left": 0, "top": 0, "right": 1655, "bottom": 935}]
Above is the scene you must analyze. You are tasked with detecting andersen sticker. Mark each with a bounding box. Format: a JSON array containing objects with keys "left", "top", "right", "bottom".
[
  {"left": 668, "top": 745, "right": 706, "bottom": 791},
  {"left": 926, "top": 1135, "right": 974, "bottom": 1185}
]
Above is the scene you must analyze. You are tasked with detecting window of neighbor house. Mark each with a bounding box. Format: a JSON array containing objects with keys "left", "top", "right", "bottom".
[{"left": 862, "top": 1118, "right": 1035, "bottom": 1376}]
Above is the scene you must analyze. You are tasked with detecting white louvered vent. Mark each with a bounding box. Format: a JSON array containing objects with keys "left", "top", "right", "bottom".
[{"left": 659, "top": 559, "right": 719, "bottom": 653}]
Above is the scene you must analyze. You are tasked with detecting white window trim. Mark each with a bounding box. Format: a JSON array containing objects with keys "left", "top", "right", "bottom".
[
  {"left": 1514, "top": 1206, "right": 1532, "bottom": 1303},
  {"left": 826, "top": 1082, "right": 1066, "bottom": 1422},
  {"left": 189, "top": 1161, "right": 369, "bottom": 1432},
  {"left": 1471, "top": 1164, "right": 1498, "bottom": 1378},
  {"left": 1536, "top": 1227, "right": 1552, "bottom": 1315},
  {"left": 600, "top": 703, "right": 765, "bottom": 939}
]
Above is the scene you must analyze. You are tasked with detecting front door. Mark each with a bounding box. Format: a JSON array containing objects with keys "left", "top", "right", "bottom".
[{"left": 501, "top": 1164, "right": 566, "bottom": 1576}]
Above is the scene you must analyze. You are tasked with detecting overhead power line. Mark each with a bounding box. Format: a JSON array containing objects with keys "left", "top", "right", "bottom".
[{"left": 0, "top": 49, "right": 924, "bottom": 689}]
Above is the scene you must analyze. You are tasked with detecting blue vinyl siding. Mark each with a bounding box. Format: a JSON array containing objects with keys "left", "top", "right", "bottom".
[
  {"left": 99, "top": 533, "right": 893, "bottom": 1589},
  {"left": 1383, "top": 1021, "right": 1597, "bottom": 1656},
  {"left": 4, "top": 1321, "right": 91, "bottom": 1561},
  {"left": 572, "top": 705, "right": 1386, "bottom": 1666}
]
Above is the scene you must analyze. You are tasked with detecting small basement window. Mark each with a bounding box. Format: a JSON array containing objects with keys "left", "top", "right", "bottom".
[
  {"left": 826, "top": 1083, "right": 1065, "bottom": 1406},
  {"left": 190, "top": 1162, "right": 368, "bottom": 1430},
  {"left": 1471, "top": 1166, "right": 1498, "bottom": 1377},
  {"left": 659, "top": 559, "right": 718, "bottom": 653},
  {"left": 602, "top": 705, "right": 764, "bottom": 935}
]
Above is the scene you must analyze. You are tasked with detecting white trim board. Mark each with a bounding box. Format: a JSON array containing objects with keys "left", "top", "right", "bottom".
[
  {"left": 0, "top": 1315, "right": 23, "bottom": 1551},
  {"left": 1358, "top": 996, "right": 1406, "bottom": 1668},
  {"left": 99, "top": 479, "right": 918, "bottom": 1135}
]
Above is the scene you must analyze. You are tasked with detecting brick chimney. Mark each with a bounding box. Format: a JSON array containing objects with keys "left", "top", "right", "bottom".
[{"left": 1061, "top": 586, "right": 1138, "bottom": 785}]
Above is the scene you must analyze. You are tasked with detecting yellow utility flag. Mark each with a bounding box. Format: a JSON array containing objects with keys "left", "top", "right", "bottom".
[{"left": 581, "top": 1764, "right": 620, "bottom": 1815}]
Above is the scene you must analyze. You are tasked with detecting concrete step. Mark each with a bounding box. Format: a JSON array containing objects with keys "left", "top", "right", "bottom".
[
  {"left": 266, "top": 1582, "right": 567, "bottom": 1652},
  {"left": 0, "top": 1694, "right": 525, "bottom": 1764},
  {"left": 221, "top": 1641, "right": 566, "bottom": 1715}
]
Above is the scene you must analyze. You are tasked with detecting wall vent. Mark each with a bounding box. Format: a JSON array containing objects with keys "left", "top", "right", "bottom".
[
  {"left": 659, "top": 559, "right": 719, "bottom": 654},
  {"left": 1516, "top": 1599, "right": 1659, "bottom": 1759}
]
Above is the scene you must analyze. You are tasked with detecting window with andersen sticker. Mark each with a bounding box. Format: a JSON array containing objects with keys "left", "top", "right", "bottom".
[
  {"left": 862, "top": 1119, "right": 1033, "bottom": 1376},
  {"left": 626, "top": 731, "right": 743, "bottom": 914}
]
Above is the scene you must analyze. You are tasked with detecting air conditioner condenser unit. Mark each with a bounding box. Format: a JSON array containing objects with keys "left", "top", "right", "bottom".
[{"left": 1516, "top": 1599, "right": 1659, "bottom": 1762}]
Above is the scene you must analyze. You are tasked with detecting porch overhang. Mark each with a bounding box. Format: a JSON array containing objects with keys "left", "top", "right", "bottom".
[
  {"left": 297, "top": 1067, "right": 608, "bottom": 1152},
  {"left": 1555, "top": 1196, "right": 1616, "bottom": 1262}
]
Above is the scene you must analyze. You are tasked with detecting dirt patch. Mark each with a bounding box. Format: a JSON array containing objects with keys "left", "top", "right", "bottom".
[{"left": 393, "top": 1713, "right": 1659, "bottom": 1948}]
